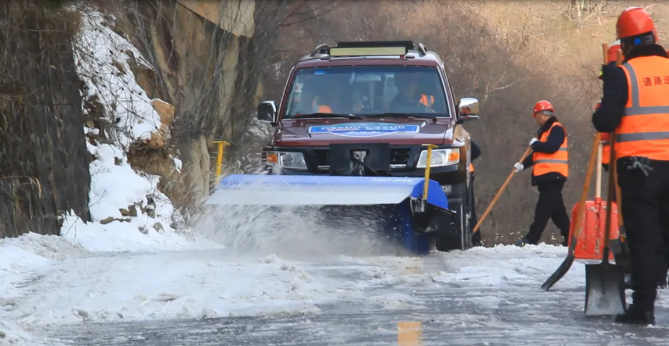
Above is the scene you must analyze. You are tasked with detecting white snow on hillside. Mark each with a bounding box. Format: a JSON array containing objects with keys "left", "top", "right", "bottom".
[
  {"left": 56, "top": 9, "right": 214, "bottom": 253},
  {"left": 75, "top": 10, "right": 161, "bottom": 147}
]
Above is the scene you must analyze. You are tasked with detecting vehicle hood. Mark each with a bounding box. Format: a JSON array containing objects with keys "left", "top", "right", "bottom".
[{"left": 274, "top": 118, "right": 456, "bottom": 146}]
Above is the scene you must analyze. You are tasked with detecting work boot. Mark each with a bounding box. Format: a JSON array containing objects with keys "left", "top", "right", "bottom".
[{"left": 615, "top": 304, "right": 655, "bottom": 325}]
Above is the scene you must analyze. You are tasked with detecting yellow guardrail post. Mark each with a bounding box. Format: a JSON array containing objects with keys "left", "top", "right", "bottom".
[{"left": 212, "top": 140, "right": 230, "bottom": 184}]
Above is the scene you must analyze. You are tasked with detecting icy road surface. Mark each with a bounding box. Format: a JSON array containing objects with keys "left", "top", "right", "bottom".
[{"left": 3, "top": 237, "right": 669, "bottom": 346}]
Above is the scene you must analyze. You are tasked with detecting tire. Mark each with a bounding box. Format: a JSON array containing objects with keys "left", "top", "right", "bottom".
[{"left": 436, "top": 184, "right": 472, "bottom": 251}]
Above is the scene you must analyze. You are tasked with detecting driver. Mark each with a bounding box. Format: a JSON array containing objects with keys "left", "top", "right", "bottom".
[{"left": 388, "top": 71, "right": 435, "bottom": 111}]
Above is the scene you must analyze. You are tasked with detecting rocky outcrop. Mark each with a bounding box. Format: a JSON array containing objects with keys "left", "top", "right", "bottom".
[
  {"left": 0, "top": 2, "right": 91, "bottom": 238},
  {"left": 105, "top": 0, "right": 262, "bottom": 212}
]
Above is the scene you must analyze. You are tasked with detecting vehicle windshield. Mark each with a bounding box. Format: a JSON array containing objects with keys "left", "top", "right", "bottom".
[{"left": 283, "top": 65, "right": 449, "bottom": 119}]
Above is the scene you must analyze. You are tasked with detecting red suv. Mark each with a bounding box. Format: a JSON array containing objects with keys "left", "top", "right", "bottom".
[{"left": 256, "top": 41, "right": 480, "bottom": 251}]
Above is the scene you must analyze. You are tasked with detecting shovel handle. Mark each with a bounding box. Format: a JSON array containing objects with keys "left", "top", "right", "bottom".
[
  {"left": 612, "top": 48, "right": 624, "bottom": 228},
  {"left": 569, "top": 132, "right": 602, "bottom": 250},
  {"left": 472, "top": 146, "right": 532, "bottom": 234},
  {"left": 595, "top": 141, "right": 602, "bottom": 198},
  {"left": 601, "top": 45, "right": 624, "bottom": 255}
]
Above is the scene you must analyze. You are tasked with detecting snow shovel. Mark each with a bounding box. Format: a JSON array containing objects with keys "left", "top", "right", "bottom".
[
  {"left": 471, "top": 146, "right": 532, "bottom": 235},
  {"left": 541, "top": 132, "right": 600, "bottom": 291},
  {"left": 569, "top": 140, "right": 619, "bottom": 261},
  {"left": 607, "top": 49, "right": 631, "bottom": 269},
  {"left": 584, "top": 132, "right": 626, "bottom": 316}
]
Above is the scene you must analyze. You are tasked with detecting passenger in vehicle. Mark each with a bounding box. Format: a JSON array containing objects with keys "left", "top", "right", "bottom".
[{"left": 388, "top": 71, "right": 435, "bottom": 112}]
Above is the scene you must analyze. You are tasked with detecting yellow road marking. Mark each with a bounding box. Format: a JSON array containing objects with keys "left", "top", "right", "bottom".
[{"left": 397, "top": 321, "right": 422, "bottom": 346}]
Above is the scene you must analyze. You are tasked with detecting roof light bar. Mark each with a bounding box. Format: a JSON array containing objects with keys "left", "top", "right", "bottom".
[{"left": 329, "top": 46, "right": 407, "bottom": 57}]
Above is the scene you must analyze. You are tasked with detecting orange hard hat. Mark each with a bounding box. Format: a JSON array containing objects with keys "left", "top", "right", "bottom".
[
  {"left": 533, "top": 100, "right": 554, "bottom": 117},
  {"left": 616, "top": 7, "right": 657, "bottom": 41},
  {"left": 607, "top": 40, "right": 622, "bottom": 64}
]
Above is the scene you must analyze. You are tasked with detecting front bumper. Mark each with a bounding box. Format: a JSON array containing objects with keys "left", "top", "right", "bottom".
[{"left": 261, "top": 145, "right": 468, "bottom": 203}]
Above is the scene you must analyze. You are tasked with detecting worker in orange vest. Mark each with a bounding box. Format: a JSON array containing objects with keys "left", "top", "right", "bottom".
[
  {"left": 592, "top": 7, "right": 669, "bottom": 325},
  {"left": 599, "top": 44, "right": 669, "bottom": 294},
  {"left": 469, "top": 140, "right": 482, "bottom": 246},
  {"left": 513, "top": 100, "right": 571, "bottom": 247}
]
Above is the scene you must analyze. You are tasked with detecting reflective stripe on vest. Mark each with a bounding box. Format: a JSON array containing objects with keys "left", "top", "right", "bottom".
[
  {"left": 419, "top": 94, "right": 434, "bottom": 107},
  {"left": 532, "top": 122, "right": 569, "bottom": 177},
  {"left": 616, "top": 57, "right": 669, "bottom": 160},
  {"left": 469, "top": 163, "right": 474, "bottom": 172}
]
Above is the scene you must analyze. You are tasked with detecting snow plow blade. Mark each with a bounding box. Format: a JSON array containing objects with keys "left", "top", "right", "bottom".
[
  {"left": 206, "top": 174, "right": 457, "bottom": 255},
  {"left": 584, "top": 262, "right": 626, "bottom": 316}
]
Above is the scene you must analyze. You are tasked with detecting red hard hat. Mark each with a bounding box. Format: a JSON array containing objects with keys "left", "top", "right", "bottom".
[
  {"left": 616, "top": 7, "right": 657, "bottom": 41},
  {"left": 607, "top": 40, "right": 622, "bottom": 64},
  {"left": 533, "top": 100, "right": 554, "bottom": 117},
  {"left": 595, "top": 100, "right": 601, "bottom": 110}
]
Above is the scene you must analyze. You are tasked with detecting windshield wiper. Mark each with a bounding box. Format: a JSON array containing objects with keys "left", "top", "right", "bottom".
[
  {"left": 363, "top": 113, "right": 437, "bottom": 119},
  {"left": 296, "top": 113, "right": 363, "bottom": 119}
]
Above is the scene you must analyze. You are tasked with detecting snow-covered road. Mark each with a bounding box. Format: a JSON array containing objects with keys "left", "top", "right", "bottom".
[{"left": 3, "top": 232, "right": 669, "bottom": 346}]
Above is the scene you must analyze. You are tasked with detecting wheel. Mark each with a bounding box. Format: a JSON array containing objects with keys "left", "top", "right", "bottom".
[{"left": 435, "top": 185, "right": 472, "bottom": 251}]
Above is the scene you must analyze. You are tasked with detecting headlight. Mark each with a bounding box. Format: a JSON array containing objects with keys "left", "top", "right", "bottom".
[
  {"left": 416, "top": 148, "right": 459, "bottom": 168},
  {"left": 265, "top": 151, "right": 307, "bottom": 170}
]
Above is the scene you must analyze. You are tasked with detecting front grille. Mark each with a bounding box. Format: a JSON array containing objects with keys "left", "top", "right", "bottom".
[{"left": 313, "top": 148, "right": 411, "bottom": 167}]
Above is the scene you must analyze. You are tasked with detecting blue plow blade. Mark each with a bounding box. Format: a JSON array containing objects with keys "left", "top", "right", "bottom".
[{"left": 206, "top": 174, "right": 454, "bottom": 255}]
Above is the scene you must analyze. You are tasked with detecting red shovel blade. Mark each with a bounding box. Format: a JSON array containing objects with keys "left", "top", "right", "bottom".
[{"left": 568, "top": 199, "right": 620, "bottom": 261}]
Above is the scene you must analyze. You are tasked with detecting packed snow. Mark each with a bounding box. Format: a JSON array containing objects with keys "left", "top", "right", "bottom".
[{"left": 1, "top": 227, "right": 596, "bottom": 346}]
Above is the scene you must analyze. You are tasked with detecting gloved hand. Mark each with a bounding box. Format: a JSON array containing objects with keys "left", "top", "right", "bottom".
[
  {"left": 514, "top": 162, "right": 524, "bottom": 173},
  {"left": 529, "top": 138, "right": 539, "bottom": 147}
]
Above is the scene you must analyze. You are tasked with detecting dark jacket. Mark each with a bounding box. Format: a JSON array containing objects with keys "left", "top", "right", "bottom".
[
  {"left": 521, "top": 116, "right": 567, "bottom": 186},
  {"left": 471, "top": 140, "right": 481, "bottom": 162},
  {"left": 592, "top": 44, "right": 669, "bottom": 133}
]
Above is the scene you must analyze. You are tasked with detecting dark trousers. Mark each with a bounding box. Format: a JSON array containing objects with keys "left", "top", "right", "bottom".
[
  {"left": 525, "top": 180, "right": 571, "bottom": 244},
  {"left": 470, "top": 173, "right": 481, "bottom": 245},
  {"left": 617, "top": 159, "right": 669, "bottom": 312}
]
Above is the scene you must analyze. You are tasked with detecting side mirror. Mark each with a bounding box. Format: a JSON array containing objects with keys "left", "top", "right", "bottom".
[
  {"left": 457, "top": 97, "right": 480, "bottom": 124},
  {"left": 257, "top": 100, "right": 277, "bottom": 124}
]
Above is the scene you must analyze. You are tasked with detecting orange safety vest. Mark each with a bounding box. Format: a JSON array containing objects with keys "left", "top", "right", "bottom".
[
  {"left": 419, "top": 94, "right": 434, "bottom": 107},
  {"left": 469, "top": 163, "right": 474, "bottom": 172},
  {"left": 616, "top": 57, "right": 669, "bottom": 160},
  {"left": 312, "top": 97, "right": 361, "bottom": 113},
  {"left": 532, "top": 122, "right": 569, "bottom": 178}
]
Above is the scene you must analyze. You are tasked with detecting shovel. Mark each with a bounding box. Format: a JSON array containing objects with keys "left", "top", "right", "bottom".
[
  {"left": 471, "top": 146, "right": 532, "bottom": 235},
  {"left": 584, "top": 126, "right": 626, "bottom": 316},
  {"left": 542, "top": 132, "right": 600, "bottom": 291}
]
